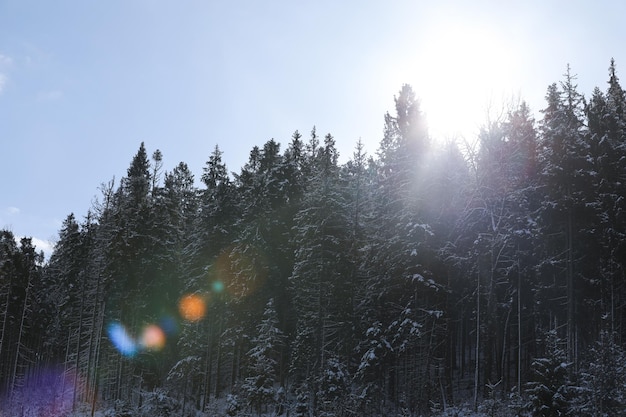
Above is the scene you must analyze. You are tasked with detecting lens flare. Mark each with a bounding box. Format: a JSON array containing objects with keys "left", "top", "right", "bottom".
[
  {"left": 107, "top": 323, "right": 137, "bottom": 356},
  {"left": 141, "top": 324, "right": 166, "bottom": 350},
  {"left": 178, "top": 294, "right": 206, "bottom": 322},
  {"left": 159, "top": 315, "right": 179, "bottom": 336},
  {"left": 211, "top": 280, "right": 225, "bottom": 293},
  {"left": 3, "top": 366, "right": 74, "bottom": 415}
]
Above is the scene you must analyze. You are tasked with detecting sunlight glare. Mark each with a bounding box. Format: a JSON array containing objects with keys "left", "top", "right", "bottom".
[{"left": 390, "top": 19, "right": 522, "bottom": 143}]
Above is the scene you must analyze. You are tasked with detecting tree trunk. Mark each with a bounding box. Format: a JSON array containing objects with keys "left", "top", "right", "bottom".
[
  {"left": 90, "top": 299, "right": 105, "bottom": 413},
  {"left": 73, "top": 273, "right": 87, "bottom": 411},
  {"left": 566, "top": 186, "right": 576, "bottom": 367},
  {"left": 9, "top": 270, "right": 31, "bottom": 405},
  {"left": 473, "top": 268, "right": 480, "bottom": 411},
  {"left": 0, "top": 286, "right": 10, "bottom": 374},
  {"left": 214, "top": 317, "right": 222, "bottom": 398},
  {"left": 517, "top": 258, "right": 522, "bottom": 396},
  {"left": 202, "top": 323, "right": 212, "bottom": 411}
]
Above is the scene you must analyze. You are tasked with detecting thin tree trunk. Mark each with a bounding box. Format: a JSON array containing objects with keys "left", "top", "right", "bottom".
[
  {"left": 461, "top": 313, "right": 466, "bottom": 379},
  {"left": 90, "top": 300, "right": 105, "bottom": 415},
  {"left": 90, "top": 373, "right": 99, "bottom": 417},
  {"left": 9, "top": 271, "right": 31, "bottom": 405},
  {"left": 230, "top": 339, "right": 239, "bottom": 391},
  {"left": 214, "top": 316, "right": 222, "bottom": 398},
  {"left": 0, "top": 286, "right": 10, "bottom": 371},
  {"left": 73, "top": 273, "right": 87, "bottom": 411},
  {"left": 62, "top": 327, "right": 72, "bottom": 402},
  {"left": 202, "top": 323, "right": 212, "bottom": 411},
  {"left": 566, "top": 189, "right": 576, "bottom": 367},
  {"left": 473, "top": 268, "right": 480, "bottom": 411},
  {"left": 181, "top": 372, "right": 188, "bottom": 417},
  {"left": 86, "top": 270, "right": 102, "bottom": 402},
  {"left": 116, "top": 355, "right": 123, "bottom": 402},
  {"left": 517, "top": 258, "right": 521, "bottom": 396},
  {"left": 501, "top": 303, "right": 511, "bottom": 394}
]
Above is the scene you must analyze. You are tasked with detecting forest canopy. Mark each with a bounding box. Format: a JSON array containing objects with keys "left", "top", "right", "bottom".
[{"left": 2, "top": 62, "right": 626, "bottom": 416}]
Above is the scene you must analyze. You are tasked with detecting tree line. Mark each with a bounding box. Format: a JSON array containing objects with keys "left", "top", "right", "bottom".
[{"left": 2, "top": 61, "right": 626, "bottom": 416}]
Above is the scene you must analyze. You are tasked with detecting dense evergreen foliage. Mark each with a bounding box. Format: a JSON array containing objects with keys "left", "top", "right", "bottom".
[{"left": 3, "top": 63, "right": 626, "bottom": 416}]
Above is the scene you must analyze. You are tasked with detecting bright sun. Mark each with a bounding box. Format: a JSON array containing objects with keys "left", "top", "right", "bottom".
[{"left": 388, "top": 19, "right": 522, "bottom": 144}]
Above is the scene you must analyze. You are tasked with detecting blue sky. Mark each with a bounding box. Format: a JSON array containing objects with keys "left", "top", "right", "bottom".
[{"left": 1, "top": 0, "right": 625, "bottom": 258}]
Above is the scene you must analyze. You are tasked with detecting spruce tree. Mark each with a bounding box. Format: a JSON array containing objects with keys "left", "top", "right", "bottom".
[
  {"left": 242, "top": 298, "right": 285, "bottom": 416},
  {"left": 289, "top": 133, "right": 354, "bottom": 408},
  {"left": 358, "top": 85, "right": 440, "bottom": 413},
  {"left": 456, "top": 102, "right": 540, "bottom": 398},
  {"left": 585, "top": 61, "right": 626, "bottom": 342},
  {"left": 536, "top": 68, "right": 596, "bottom": 365},
  {"left": 525, "top": 331, "right": 573, "bottom": 417},
  {"left": 573, "top": 331, "right": 626, "bottom": 416}
]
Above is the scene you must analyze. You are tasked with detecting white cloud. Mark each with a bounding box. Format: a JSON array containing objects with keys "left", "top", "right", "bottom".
[
  {"left": 16, "top": 235, "right": 56, "bottom": 261},
  {"left": 0, "top": 73, "right": 6, "bottom": 94},
  {"left": 31, "top": 237, "right": 55, "bottom": 260},
  {"left": 5, "top": 206, "right": 20, "bottom": 215}
]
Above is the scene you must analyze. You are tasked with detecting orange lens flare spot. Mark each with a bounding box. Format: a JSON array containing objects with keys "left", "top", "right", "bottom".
[
  {"left": 178, "top": 294, "right": 206, "bottom": 322},
  {"left": 141, "top": 325, "right": 166, "bottom": 350}
]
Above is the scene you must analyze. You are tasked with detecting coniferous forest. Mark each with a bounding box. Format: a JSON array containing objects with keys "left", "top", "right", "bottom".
[{"left": 4, "top": 62, "right": 626, "bottom": 416}]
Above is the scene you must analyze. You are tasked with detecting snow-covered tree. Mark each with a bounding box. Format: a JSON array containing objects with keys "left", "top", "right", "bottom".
[
  {"left": 572, "top": 331, "right": 626, "bottom": 416},
  {"left": 584, "top": 61, "right": 626, "bottom": 343},
  {"left": 357, "top": 84, "right": 443, "bottom": 414},
  {"left": 525, "top": 330, "right": 573, "bottom": 417},
  {"left": 316, "top": 356, "right": 351, "bottom": 417},
  {"left": 289, "top": 133, "right": 354, "bottom": 390},
  {"left": 535, "top": 67, "right": 597, "bottom": 365},
  {"left": 242, "top": 298, "right": 285, "bottom": 415}
]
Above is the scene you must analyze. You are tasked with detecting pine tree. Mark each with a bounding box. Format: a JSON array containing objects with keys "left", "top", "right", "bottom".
[
  {"left": 420, "top": 140, "right": 471, "bottom": 404},
  {"left": 107, "top": 142, "right": 155, "bottom": 323},
  {"left": 0, "top": 234, "right": 44, "bottom": 410},
  {"left": 316, "top": 356, "right": 351, "bottom": 417},
  {"left": 289, "top": 133, "right": 354, "bottom": 410},
  {"left": 454, "top": 102, "right": 540, "bottom": 401},
  {"left": 525, "top": 330, "right": 573, "bottom": 417},
  {"left": 242, "top": 298, "right": 285, "bottom": 416},
  {"left": 187, "top": 145, "right": 235, "bottom": 292},
  {"left": 358, "top": 84, "right": 441, "bottom": 413},
  {"left": 45, "top": 214, "right": 84, "bottom": 354},
  {"left": 44, "top": 213, "right": 101, "bottom": 410},
  {"left": 585, "top": 61, "right": 626, "bottom": 342},
  {"left": 176, "top": 146, "right": 235, "bottom": 409},
  {"left": 536, "top": 68, "right": 596, "bottom": 365},
  {"left": 99, "top": 143, "right": 164, "bottom": 407},
  {"left": 573, "top": 331, "right": 626, "bottom": 416}
]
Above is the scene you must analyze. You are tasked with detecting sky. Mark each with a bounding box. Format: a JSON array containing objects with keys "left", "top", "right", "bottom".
[{"left": 1, "top": 0, "right": 625, "bottom": 259}]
